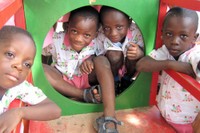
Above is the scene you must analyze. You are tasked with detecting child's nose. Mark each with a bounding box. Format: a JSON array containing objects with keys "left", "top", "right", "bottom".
[
  {"left": 111, "top": 29, "right": 118, "bottom": 36},
  {"left": 12, "top": 63, "right": 23, "bottom": 72},
  {"left": 75, "top": 35, "right": 82, "bottom": 42},
  {"left": 171, "top": 36, "right": 180, "bottom": 45}
]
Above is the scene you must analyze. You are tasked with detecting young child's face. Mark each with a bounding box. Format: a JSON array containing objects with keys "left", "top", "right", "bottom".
[
  {"left": 162, "top": 16, "right": 198, "bottom": 58},
  {"left": 68, "top": 16, "right": 98, "bottom": 52},
  {"left": 0, "top": 34, "right": 35, "bottom": 90},
  {"left": 101, "top": 10, "right": 130, "bottom": 43}
]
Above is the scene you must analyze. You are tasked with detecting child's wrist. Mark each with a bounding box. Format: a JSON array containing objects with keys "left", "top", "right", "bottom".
[{"left": 14, "top": 108, "right": 24, "bottom": 119}]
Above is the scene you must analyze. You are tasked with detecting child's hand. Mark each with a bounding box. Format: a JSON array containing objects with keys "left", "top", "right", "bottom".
[
  {"left": 192, "top": 112, "right": 200, "bottom": 133},
  {"left": 126, "top": 42, "right": 144, "bottom": 60},
  {"left": 80, "top": 58, "right": 94, "bottom": 74},
  {"left": 0, "top": 108, "right": 22, "bottom": 133}
]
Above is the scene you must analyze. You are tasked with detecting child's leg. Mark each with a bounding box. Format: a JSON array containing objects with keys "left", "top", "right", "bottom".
[
  {"left": 92, "top": 56, "right": 123, "bottom": 132},
  {"left": 92, "top": 56, "right": 116, "bottom": 117},
  {"left": 105, "top": 51, "right": 123, "bottom": 78},
  {"left": 105, "top": 51, "right": 124, "bottom": 94},
  {"left": 120, "top": 58, "right": 137, "bottom": 90},
  {"left": 42, "top": 64, "right": 83, "bottom": 100},
  {"left": 125, "top": 58, "right": 137, "bottom": 78}
]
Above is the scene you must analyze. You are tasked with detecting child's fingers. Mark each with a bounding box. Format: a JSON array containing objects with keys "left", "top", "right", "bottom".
[
  {"left": 128, "top": 43, "right": 138, "bottom": 52},
  {"left": 80, "top": 65, "right": 87, "bottom": 74},
  {"left": 80, "top": 62, "right": 94, "bottom": 74},
  {"left": 129, "top": 42, "right": 137, "bottom": 47},
  {"left": 88, "top": 63, "right": 94, "bottom": 71}
]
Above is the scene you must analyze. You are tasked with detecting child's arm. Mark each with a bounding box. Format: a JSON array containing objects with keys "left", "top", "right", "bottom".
[
  {"left": 80, "top": 55, "right": 95, "bottom": 74},
  {"left": 0, "top": 98, "right": 61, "bottom": 132},
  {"left": 136, "top": 56, "right": 196, "bottom": 78},
  {"left": 192, "top": 112, "right": 200, "bottom": 133}
]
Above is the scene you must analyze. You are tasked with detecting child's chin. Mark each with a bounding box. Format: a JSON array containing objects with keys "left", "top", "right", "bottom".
[{"left": 169, "top": 51, "right": 180, "bottom": 57}]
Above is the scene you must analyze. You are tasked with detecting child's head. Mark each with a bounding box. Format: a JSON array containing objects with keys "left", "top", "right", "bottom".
[
  {"left": 100, "top": 6, "right": 131, "bottom": 43},
  {"left": 67, "top": 6, "right": 99, "bottom": 52},
  {"left": 0, "top": 26, "right": 36, "bottom": 90},
  {"left": 162, "top": 7, "right": 199, "bottom": 58}
]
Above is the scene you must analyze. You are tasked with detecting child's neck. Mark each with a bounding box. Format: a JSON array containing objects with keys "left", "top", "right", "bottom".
[
  {"left": 0, "top": 88, "right": 6, "bottom": 100},
  {"left": 120, "top": 37, "right": 126, "bottom": 44}
]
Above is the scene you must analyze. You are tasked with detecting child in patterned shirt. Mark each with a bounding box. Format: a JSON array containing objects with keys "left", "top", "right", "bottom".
[
  {"left": 96, "top": 6, "right": 144, "bottom": 95},
  {"left": 136, "top": 7, "right": 200, "bottom": 132},
  {"left": 0, "top": 26, "right": 61, "bottom": 132}
]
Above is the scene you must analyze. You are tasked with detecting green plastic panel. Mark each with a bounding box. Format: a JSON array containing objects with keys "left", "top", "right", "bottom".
[{"left": 24, "top": 0, "right": 159, "bottom": 116}]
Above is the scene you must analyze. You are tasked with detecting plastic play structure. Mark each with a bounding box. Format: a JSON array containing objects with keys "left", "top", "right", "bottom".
[{"left": 0, "top": 0, "right": 200, "bottom": 132}]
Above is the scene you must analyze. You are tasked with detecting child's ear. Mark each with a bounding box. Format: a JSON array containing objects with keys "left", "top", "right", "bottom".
[
  {"left": 128, "top": 18, "right": 132, "bottom": 26},
  {"left": 161, "top": 29, "right": 163, "bottom": 40},
  {"left": 195, "top": 33, "right": 199, "bottom": 40},
  {"left": 193, "top": 33, "right": 199, "bottom": 44}
]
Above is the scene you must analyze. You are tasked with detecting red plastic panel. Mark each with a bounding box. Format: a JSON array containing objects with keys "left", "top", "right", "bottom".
[
  {"left": 0, "top": 0, "right": 23, "bottom": 28},
  {"left": 162, "top": 0, "right": 200, "bottom": 11},
  {"left": 165, "top": 70, "right": 200, "bottom": 101},
  {"left": 8, "top": 99, "right": 29, "bottom": 133}
]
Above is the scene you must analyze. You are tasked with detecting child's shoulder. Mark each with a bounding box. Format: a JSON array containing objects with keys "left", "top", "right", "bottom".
[
  {"left": 188, "top": 44, "right": 200, "bottom": 54},
  {"left": 13, "top": 81, "right": 33, "bottom": 89},
  {"left": 96, "top": 27, "right": 107, "bottom": 40},
  {"left": 129, "top": 22, "right": 140, "bottom": 31},
  {"left": 53, "top": 31, "right": 66, "bottom": 38},
  {"left": 7, "top": 81, "right": 33, "bottom": 94}
]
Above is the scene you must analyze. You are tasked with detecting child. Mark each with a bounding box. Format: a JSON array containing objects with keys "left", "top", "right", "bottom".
[
  {"left": 96, "top": 6, "right": 144, "bottom": 95},
  {"left": 0, "top": 26, "right": 61, "bottom": 132},
  {"left": 136, "top": 7, "right": 200, "bottom": 133},
  {"left": 42, "top": 6, "right": 122, "bottom": 132}
]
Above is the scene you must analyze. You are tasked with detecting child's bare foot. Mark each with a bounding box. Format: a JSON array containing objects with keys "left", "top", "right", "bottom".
[
  {"left": 93, "top": 88, "right": 101, "bottom": 102},
  {"left": 83, "top": 85, "right": 102, "bottom": 103}
]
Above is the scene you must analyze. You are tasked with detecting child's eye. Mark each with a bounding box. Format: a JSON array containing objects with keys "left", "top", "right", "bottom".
[
  {"left": 5, "top": 52, "right": 14, "bottom": 59},
  {"left": 180, "top": 34, "right": 188, "bottom": 39},
  {"left": 71, "top": 29, "right": 77, "bottom": 34},
  {"left": 84, "top": 34, "right": 91, "bottom": 38},
  {"left": 103, "top": 27, "right": 110, "bottom": 31},
  {"left": 116, "top": 26, "right": 123, "bottom": 30},
  {"left": 165, "top": 32, "right": 172, "bottom": 37},
  {"left": 24, "top": 62, "right": 32, "bottom": 68}
]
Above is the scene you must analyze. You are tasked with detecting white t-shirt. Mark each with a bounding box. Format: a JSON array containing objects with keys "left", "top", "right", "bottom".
[
  {"left": 150, "top": 44, "right": 200, "bottom": 124},
  {"left": 0, "top": 81, "right": 47, "bottom": 114}
]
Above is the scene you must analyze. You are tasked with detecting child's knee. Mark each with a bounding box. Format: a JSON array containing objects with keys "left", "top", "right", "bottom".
[
  {"left": 93, "top": 56, "right": 111, "bottom": 68},
  {"left": 106, "top": 51, "right": 123, "bottom": 65}
]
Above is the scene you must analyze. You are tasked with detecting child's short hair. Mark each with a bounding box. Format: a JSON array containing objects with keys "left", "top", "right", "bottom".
[
  {"left": 99, "top": 6, "right": 130, "bottom": 23},
  {"left": 0, "top": 26, "right": 35, "bottom": 46},
  {"left": 68, "top": 6, "right": 99, "bottom": 30},
  {"left": 163, "top": 7, "right": 199, "bottom": 31}
]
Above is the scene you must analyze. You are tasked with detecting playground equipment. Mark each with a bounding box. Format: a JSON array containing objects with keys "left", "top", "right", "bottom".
[
  {"left": 0, "top": 0, "right": 200, "bottom": 132},
  {"left": 24, "top": 0, "right": 158, "bottom": 115}
]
